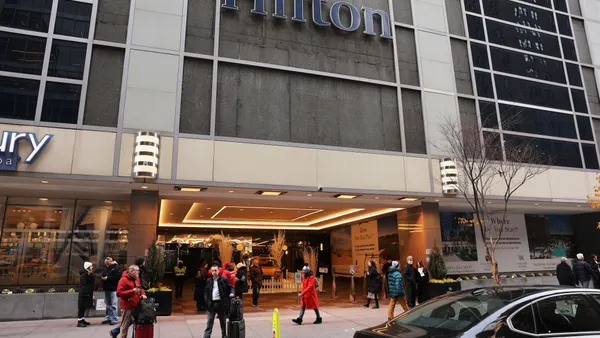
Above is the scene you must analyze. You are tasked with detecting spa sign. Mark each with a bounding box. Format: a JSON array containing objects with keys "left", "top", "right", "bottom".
[
  {"left": 0, "top": 131, "right": 53, "bottom": 171},
  {"left": 222, "top": 0, "right": 393, "bottom": 39}
]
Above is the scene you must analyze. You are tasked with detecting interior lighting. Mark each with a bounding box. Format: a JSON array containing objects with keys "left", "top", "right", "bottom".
[
  {"left": 399, "top": 197, "right": 419, "bottom": 201},
  {"left": 257, "top": 191, "right": 285, "bottom": 196},
  {"left": 335, "top": 194, "right": 359, "bottom": 199}
]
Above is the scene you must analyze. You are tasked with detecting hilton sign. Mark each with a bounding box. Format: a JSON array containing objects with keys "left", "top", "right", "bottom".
[
  {"left": 0, "top": 131, "right": 53, "bottom": 171},
  {"left": 222, "top": 0, "right": 393, "bottom": 39}
]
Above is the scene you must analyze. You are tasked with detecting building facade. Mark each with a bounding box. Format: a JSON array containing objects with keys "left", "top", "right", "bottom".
[{"left": 2, "top": 0, "right": 600, "bottom": 286}]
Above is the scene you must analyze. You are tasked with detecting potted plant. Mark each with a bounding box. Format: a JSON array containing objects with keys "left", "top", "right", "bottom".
[
  {"left": 428, "top": 245, "right": 461, "bottom": 298},
  {"left": 145, "top": 241, "right": 173, "bottom": 316}
]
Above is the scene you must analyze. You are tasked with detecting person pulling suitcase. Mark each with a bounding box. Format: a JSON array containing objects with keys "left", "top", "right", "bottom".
[
  {"left": 204, "top": 264, "right": 235, "bottom": 338},
  {"left": 228, "top": 296, "right": 245, "bottom": 338}
]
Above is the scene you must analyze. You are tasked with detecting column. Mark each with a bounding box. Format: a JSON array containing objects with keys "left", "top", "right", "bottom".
[
  {"left": 422, "top": 202, "right": 442, "bottom": 255},
  {"left": 128, "top": 190, "right": 159, "bottom": 264}
]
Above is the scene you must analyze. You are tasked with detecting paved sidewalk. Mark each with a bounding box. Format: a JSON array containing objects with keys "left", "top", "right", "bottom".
[{"left": 0, "top": 306, "right": 395, "bottom": 338}]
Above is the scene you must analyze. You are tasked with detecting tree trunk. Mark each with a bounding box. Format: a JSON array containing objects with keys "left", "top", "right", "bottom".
[{"left": 485, "top": 247, "right": 501, "bottom": 286}]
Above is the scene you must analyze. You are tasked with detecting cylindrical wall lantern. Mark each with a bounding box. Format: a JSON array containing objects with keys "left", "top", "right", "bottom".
[
  {"left": 440, "top": 158, "right": 458, "bottom": 195},
  {"left": 133, "top": 131, "right": 160, "bottom": 180}
]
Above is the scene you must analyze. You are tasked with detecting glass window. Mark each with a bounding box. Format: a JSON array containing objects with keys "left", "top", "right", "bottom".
[
  {"left": 582, "top": 144, "right": 599, "bottom": 169},
  {"left": 554, "top": 0, "right": 568, "bottom": 12},
  {"left": 504, "top": 134, "right": 582, "bottom": 167},
  {"left": 557, "top": 14, "right": 572, "bottom": 36},
  {"left": 499, "top": 104, "right": 577, "bottom": 139},
  {"left": 47, "top": 40, "right": 86, "bottom": 80},
  {"left": 535, "top": 294, "right": 600, "bottom": 333},
  {"left": 561, "top": 38, "right": 578, "bottom": 61},
  {"left": 566, "top": 63, "right": 582, "bottom": 87},
  {"left": 0, "top": 0, "right": 52, "bottom": 32},
  {"left": 467, "top": 15, "right": 485, "bottom": 41},
  {"left": 521, "top": 0, "right": 552, "bottom": 8},
  {"left": 0, "top": 76, "right": 39, "bottom": 120},
  {"left": 180, "top": 57, "right": 212, "bottom": 135},
  {"left": 402, "top": 89, "right": 426, "bottom": 154},
  {"left": 482, "top": 0, "right": 556, "bottom": 33},
  {"left": 54, "top": 0, "right": 92, "bottom": 38},
  {"left": 463, "top": 0, "right": 481, "bottom": 13},
  {"left": 510, "top": 305, "right": 536, "bottom": 334},
  {"left": 577, "top": 116, "right": 593, "bottom": 141},
  {"left": 0, "top": 198, "right": 75, "bottom": 286},
  {"left": 571, "top": 89, "right": 588, "bottom": 114},
  {"left": 489, "top": 46, "right": 565, "bottom": 84},
  {"left": 484, "top": 132, "right": 503, "bottom": 160},
  {"left": 471, "top": 42, "right": 489, "bottom": 69},
  {"left": 479, "top": 100, "right": 498, "bottom": 128},
  {"left": 0, "top": 32, "right": 46, "bottom": 75},
  {"left": 397, "top": 27, "right": 420, "bottom": 86},
  {"left": 495, "top": 75, "right": 572, "bottom": 111},
  {"left": 486, "top": 20, "right": 561, "bottom": 58},
  {"left": 475, "top": 71, "right": 494, "bottom": 98},
  {"left": 41, "top": 82, "right": 81, "bottom": 124}
]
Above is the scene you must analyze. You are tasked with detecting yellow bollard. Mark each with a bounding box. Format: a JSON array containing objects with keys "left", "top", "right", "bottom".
[{"left": 272, "top": 308, "right": 281, "bottom": 338}]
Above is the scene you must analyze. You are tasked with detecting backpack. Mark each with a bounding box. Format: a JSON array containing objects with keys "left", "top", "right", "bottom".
[
  {"left": 237, "top": 273, "right": 249, "bottom": 293},
  {"left": 136, "top": 297, "right": 158, "bottom": 325}
]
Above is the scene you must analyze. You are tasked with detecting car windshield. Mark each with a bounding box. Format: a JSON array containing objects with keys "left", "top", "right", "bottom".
[
  {"left": 259, "top": 259, "right": 277, "bottom": 267},
  {"left": 392, "top": 288, "right": 529, "bottom": 333}
]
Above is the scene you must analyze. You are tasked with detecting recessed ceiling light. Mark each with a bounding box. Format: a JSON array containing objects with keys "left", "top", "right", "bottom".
[
  {"left": 228, "top": 190, "right": 234, "bottom": 193},
  {"left": 307, "top": 193, "right": 312, "bottom": 197},
  {"left": 169, "top": 213, "right": 174, "bottom": 216},
  {"left": 207, "top": 208, "right": 212, "bottom": 210},
  {"left": 178, "top": 187, "right": 206, "bottom": 192},
  {"left": 104, "top": 201, "right": 112, "bottom": 204},
  {"left": 335, "top": 194, "right": 359, "bottom": 199},
  {"left": 374, "top": 197, "right": 380, "bottom": 200},
  {"left": 257, "top": 191, "right": 285, "bottom": 196},
  {"left": 435, "top": 199, "right": 440, "bottom": 202},
  {"left": 399, "top": 197, "right": 419, "bottom": 201},
  {"left": 534, "top": 203, "right": 539, "bottom": 206},
  {"left": 41, "top": 180, "right": 48, "bottom": 184},
  {"left": 39, "top": 198, "right": 48, "bottom": 201},
  {"left": 141, "top": 186, "right": 148, "bottom": 189},
  {"left": 486, "top": 201, "right": 492, "bottom": 204}
]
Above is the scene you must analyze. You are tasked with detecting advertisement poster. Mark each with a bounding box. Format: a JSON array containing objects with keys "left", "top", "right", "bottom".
[
  {"left": 351, "top": 221, "right": 379, "bottom": 275},
  {"left": 440, "top": 212, "right": 479, "bottom": 274},
  {"left": 377, "top": 215, "right": 400, "bottom": 261},
  {"left": 526, "top": 214, "right": 577, "bottom": 271},
  {"left": 330, "top": 226, "right": 352, "bottom": 274}
]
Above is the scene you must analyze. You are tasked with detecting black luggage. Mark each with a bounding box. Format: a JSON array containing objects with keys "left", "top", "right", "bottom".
[
  {"left": 229, "top": 297, "right": 243, "bottom": 321},
  {"left": 227, "top": 319, "right": 245, "bottom": 338}
]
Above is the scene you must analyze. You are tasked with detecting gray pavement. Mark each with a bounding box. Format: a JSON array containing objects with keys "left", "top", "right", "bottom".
[{"left": 0, "top": 306, "right": 395, "bottom": 338}]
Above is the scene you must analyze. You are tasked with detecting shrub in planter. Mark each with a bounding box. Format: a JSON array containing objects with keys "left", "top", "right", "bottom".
[
  {"left": 428, "top": 246, "right": 461, "bottom": 298},
  {"left": 145, "top": 241, "right": 172, "bottom": 316}
]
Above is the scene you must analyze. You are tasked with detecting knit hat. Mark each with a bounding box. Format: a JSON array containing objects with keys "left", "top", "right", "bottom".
[
  {"left": 392, "top": 261, "right": 399, "bottom": 268},
  {"left": 84, "top": 262, "right": 93, "bottom": 270},
  {"left": 302, "top": 265, "right": 311, "bottom": 273}
]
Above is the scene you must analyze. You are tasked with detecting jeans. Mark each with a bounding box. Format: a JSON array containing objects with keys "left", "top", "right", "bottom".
[
  {"left": 77, "top": 308, "right": 86, "bottom": 319},
  {"left": 298, "top": 307, "right": 320, "bottom": 319},
  {"left": 252, "top": 287, "right": 260, "bottom": 305},
  {"left": 105, "top": 291, "right": 119, "bottom": 323},
  {"left": 204, "top": 301, "right": 226, "bottom": 338},
  {"left": 387, "top": 296, "right": 409, "bottom": 320},
  {"left": 582, "top": 280, "right": 591, "bottom": 288}
]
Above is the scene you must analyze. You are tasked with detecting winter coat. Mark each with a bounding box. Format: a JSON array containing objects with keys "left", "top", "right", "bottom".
[
  {"left": 116, "top": 271, "right": 146, "bottom": 309},
  {"left": 235, "top": 267, "right": 248, "bottom": 295},
  {"left": 366, "top": 266, "right": 382, "bottom": 294},
  {"left": 416, "top": 268, "right": 430, "bottom": 303},
  {"left": 300, "top": 273, "right": 319, "bottom": 309},
  {"left": 556, "top": 262, "right": 576, "bottom": 286},
  {"left": 204, "top": 276, "right": 233, "bottom": 314},
  {"left": 102, "top": 263, "right": 122, "bottom": 292},
  {"left": 250, "top": 265, "right": 263, "bottom": 289},
  {"left": 194, "top": 268, "right": 208, "bottom": 302},
  {"left": 78, "top": 270, "right": 95, "bottom": 309},
  {"left": 591, "top": 260, "right": 600, "bottom": 282},
  {"left": 573, "top": 260, "right": 594, "bottom": 284},
  {"left": 387, "top": 267, "right": 405, "bottom": 298},
  {"left": 403, "top": 264, "right": 416, "bottom": 285}
]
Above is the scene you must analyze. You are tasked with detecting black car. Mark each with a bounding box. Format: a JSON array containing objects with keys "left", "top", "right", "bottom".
[{"left": 355, "top": 286, "right": 600, "bottom": 338}]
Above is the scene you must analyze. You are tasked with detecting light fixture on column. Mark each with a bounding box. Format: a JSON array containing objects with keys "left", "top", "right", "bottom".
[
  {"left": 133, "top": 131, "right": 160, "bottom": 180},
  {"left": 440, "top": 158, "right": 458, "bottom": 196}
]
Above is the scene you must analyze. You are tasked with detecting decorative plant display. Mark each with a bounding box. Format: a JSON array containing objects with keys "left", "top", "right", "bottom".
[
  {"left": 2, "top": 289, "right": 10, "bottom": 294},
  {"left": 146, "top": 241, "right": 166, "bottom": 289},
  {"left": 430, "top": 278, "right": 458, "bottom": 284},
  {"left": 24, "top": 289, "right": 35, "bottom": 294},
  {"left": 147, "top": 286, "right": 173, "bottom": 293},
  {"left": 303, "top": 246, "right": 318, "bottom": 273},
  {"left": 47, "top": 288, "right": 56, "bottom": 293},
  {"left": 428, "top": 245, "right": 447, "bottom": 280},
  {"left": 67, "top": 288, "right": 76, "bottom": 293},
  {"left": 269, "top": 230, "right": 286, "bottom": 269},
  {"left": 214, "top": 232, "right": 233, "bottom": 265}
]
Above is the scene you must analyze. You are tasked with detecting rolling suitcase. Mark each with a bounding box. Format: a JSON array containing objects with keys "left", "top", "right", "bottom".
[
  {"left": 229, "top": 297, "right": 243, "bottom": 321},
  {"left": 227, "top": 319, "right": 245, "bottom": 338},
  {"left": 134, "top": 323, "right": 154, "bottom": 338}
]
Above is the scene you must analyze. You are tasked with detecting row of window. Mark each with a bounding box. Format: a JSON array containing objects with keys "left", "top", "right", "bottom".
[{"left": 465, "top": 0, "right": 572, "bottom": 16}]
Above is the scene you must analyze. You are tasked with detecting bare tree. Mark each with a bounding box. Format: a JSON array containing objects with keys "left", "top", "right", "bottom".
[
  {"left": 214, "top": 232, "right": 233, "bottom": 264},
  {"left": 438, "top": 115, "right": 548, "bottom": 285},
  {"left": 269, "top": 230, "right": 286, "bottom": 269}
]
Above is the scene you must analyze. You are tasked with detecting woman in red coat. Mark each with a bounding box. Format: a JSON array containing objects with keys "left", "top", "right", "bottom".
[{"left": 292, "top": 265, "right": 322, "bottom": 325}]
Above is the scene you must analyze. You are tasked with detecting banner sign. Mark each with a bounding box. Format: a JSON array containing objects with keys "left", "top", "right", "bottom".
[
  {"left": 351, "top": 220, "right": 379, "bottom": 274},
  {"left": 0, "top": 131, "right": 53, "bottom": 171}
]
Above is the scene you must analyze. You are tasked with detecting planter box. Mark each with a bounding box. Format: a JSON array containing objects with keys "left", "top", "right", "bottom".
[
  {"left": 0, "top": 294, "right": 45, "bottom": 321},
  {"left": 147, "top": 291, "right": 172, "bottom": 316},
  {"left": 429, "top": 282, "right": 462, "bottom": 299},
  {"left": 460, "top": 276, "right": 558, "bottom": 290}
]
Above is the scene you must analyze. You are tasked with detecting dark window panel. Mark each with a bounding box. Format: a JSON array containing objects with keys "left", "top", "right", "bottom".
[
  {"left": 566, "top": 63, "right": 582, "bottom": 87},
  {"left": 180, "top": 57, "right": 212, "bottom": 135},
  {"left": 571, "top": 89, "right": 588, "bottom": 113},
  {"left": 481, "top": 0, "right": 556, "bottom": 33},
  {"left": 572, "top": 19, "right": 592, "bottom": 64},
  {"left": 0, "top": 0, "right": 52, "bottom": 32},
  {"left": 451, "top": 39, "right": 473, "bottom": 95},
  {"left": 568, "top": 0, "right": 582, "bottom": 16},
  {"left": 95, "top": 0, "right": 130, "bottom": 44},
  {"left": 471, "top": 42, "right": 489, "bottom": 68},
  {"left": 47, "top": 40, "right": 86, "bottom": 80},
  {"left": 463, "top": 0, "right": 481, "bottom": 13},
  {"left": 394, "top": 0, "right": 413, "bottom": 25},
  {"left": 459, "top": 98, "right": 478, "bottom": 136},
  {"left": 554, "top": 0, "right": 568, "bottom": 12},
  {"left": 577, "top": 115, "right": 593, "bottom": 141},
  {"left": 561, "top": 38, "right": 577, "bottom": 61},
  {"left": 0, "top": 32, "right": 46, "bottom": 75},
  {"left": 54, "top": 0, "right": 92, "bottom": 38},
  {"left": 582, "top": 67, "right": 600, "bottom": 116},
  {"left": 0, "top": 76, "right": 39, "bottom": 120},
  {"left": 402, "top": 89, "right": 426, "bottom": 154},
  {"left": 467, "top": 15, "right": 485, "bottom": 41},
  {"left": 489, "top": 46, "right": 565, "bottom": 84},
  {"left": 556, "top": 14, "right": 572, "bottom": 36},
  {"left": 504, "top": 134, "right": 581, "bottom": 167},
  {"left": 396, "top": 27, "right": 419, "bottom": 86},
  {"left": 495, "top": 74, "right": 571, "bottom": 111},
  {"left": 185, "top": 0, "right": 215, "bottom": 55},
  {"left": 486, "top": 20, "right": 561, "bottom": 58},
  {"left": 582, "top": 144, "right": 599, "bottom": 169},
  {"left": 483, "top": 131, "right": 503, "bottom": 160},
  {"left": 520, "top": 0, "right": 552, "bottom": 8},
  {"left": 475, "top": 71, "right": 494, "bottom": 98},
  {"left": 83, "top": 46, "right": 124, "bottom": 127},
  {"left": 479, "top": 100, "right": 498, "bottom": 128},
  {"left": 499, "top": 104, "right": 577, "bottom": 139},
  {"left": 41, "top": 82, "right": 81, "bottom": 124},
  {"left": 446, "top": 0, "right": 465, "bottom": 36}
]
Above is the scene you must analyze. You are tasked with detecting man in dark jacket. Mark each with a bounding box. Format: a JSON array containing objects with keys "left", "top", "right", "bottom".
[
  {"left": 591, "top": 254, "right": 600, "bottom": 288},
  {"left": 556, "top": 257, "right": 575, "bottom": 286},
  {"left": 101, "top": 257, "right": 122, "bottom": 325},
  {"left": 204, "top": 264, "right": 234, "bottom": 338},
  {"left": 250, "top": 259, "right": 263, "bottom": 307},
  {"left": 403, "top": 256, "right": 417, "bottom": 308},
  {"left": 573, "top": 253, "right": 595, "bottom": 288}
]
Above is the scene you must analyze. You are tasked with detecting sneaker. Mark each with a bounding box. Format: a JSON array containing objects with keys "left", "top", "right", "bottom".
[
  {"left": 83, "top": 320, "right": 91, "bottom": 325},
  {"left": 77, "top": 320, "right": 87, "bottom": 328},
  {"left": 292, "top": 318, "right": 302, "bottom": 325},
  {"left": 372, "top": 306, "right": 380, "bottom": 309},
  {"left": 101, "top": 320, "right": 111, "bottom": 325},
  {"left": 314, "top": 318, "right": 322, "bottom": 324},
  {"left": 363, "top": 304, "right": 369, "bottom": 308}
]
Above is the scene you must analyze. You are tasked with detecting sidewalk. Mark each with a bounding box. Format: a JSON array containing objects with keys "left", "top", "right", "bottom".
[{"left": 0, "top": 305, "right": 395, "bottom": 338}]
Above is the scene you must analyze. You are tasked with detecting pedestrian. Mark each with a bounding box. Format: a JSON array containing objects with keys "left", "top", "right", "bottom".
[
  {"left": 135, "top": 256, "right": 147, "bottom": 289},
  {"left": 194, "top": 262, "right": 209, "bottom": 312},
  {"left": 556, "top": 257, "right": 576, "bottom": 286},
  {"left": 174, "top": 260, "right": 187, "bottom": 300},
  {"left": 382, "top": 256, "right": 393, "bottom": 299},
  {"left": 387, "top": 261, "right": 408, "bottom": 320},
  {"left": 204, "top": 264, "right": 235, "bottom": 338},
  {"left": 110, "top": 265, "right": 146, "bottom": 338},
  {"left": 223, "top": 262, "right": 236, "bottom": 286},
  {"left": 292, "top": 265, "right": 322, "bottom": 325},
  {"left": 364, "top": 260, "right": 382, "bottom": 309},
  {"left": 403, "top": 256, "right": 417, "bottom": 308},
  {"left": 101, "top": 257, "right": 121, "bottom": 325},
  {"left": 249, "top": 258, "right": 263, "bottom": 307},
  {"left": 573, "top": 253, "right": 595, "bottom": 288},
  {"left": 235, "top": 262, "right": 249, "bottom": 300},
  {"left": 416, "top": 260, "right": 430, "bottom": 305},
  {"left": 77, "top": 262, "right": 95, "bottom": 327},
  {"left": 591, "top": 254, "right": 600, "bottom": 288}
]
